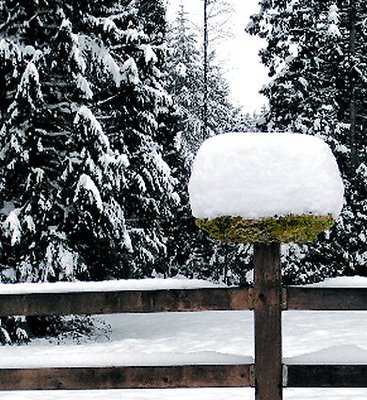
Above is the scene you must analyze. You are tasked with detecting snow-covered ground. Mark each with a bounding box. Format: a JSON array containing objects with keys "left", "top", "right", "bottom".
[{"left": 1, "top": 277, "right": 367, "bottom": 399}]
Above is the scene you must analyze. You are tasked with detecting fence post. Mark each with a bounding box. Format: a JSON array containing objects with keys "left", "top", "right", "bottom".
[{"left": 254, "top": 242, "right": 282, "bottom": 400}]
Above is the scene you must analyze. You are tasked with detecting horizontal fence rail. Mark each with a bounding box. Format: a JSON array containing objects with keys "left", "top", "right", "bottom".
[
  {"left": 0, "top": 365, "right": 253, "bottom": 390},
  {"left": 1, "top": 285, "right": 367, "bottom": 391},
  {"left": 3, "top": 363, "right": 367, "bottom": 390},
  {"left": 0, "top": 287, "right": 251, "bottom": 317},
  {"left": 286, "top": 287, "right": 367, "bottom": 310},
  {"left": 2, "top": 287, "right": 367, "bottom": 316},
  {"left": 286, "top": 365, "right": 367, "bottom": 387}
]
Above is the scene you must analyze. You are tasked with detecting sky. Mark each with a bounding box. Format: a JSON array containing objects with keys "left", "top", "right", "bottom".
[{"left": 166, "top": 0, "right": 269, "bottom": 114}]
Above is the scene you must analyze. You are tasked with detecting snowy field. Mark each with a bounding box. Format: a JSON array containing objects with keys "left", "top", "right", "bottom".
[{"left": 1, "top": 277, "right": 367, "bottom": 399}]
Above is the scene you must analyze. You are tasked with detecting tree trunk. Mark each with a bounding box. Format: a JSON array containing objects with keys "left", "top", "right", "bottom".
[
  {"left": 203, "top": 0, "right": 209, "bottom": 141},
  {"left": 349, "top": 0, "right": 357, "bottom": 170}
]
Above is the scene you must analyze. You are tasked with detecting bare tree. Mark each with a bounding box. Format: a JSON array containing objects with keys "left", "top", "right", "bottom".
[{"left": 201, "top": 0, "right": 234, "bottom": 139}]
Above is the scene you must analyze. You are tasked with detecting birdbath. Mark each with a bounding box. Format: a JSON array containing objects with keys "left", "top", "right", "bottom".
[{"left": 188, "top": 132, "right": 344, "bottom": 400}]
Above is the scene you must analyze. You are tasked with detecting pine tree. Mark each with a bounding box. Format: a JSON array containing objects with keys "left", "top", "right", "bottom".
[
  {"left": 166, "top": 1, "right": 239, "bottom": 152},
  {"left": 0, "top": 0, "right": 184, "bottom": 283},
  {"left": 0, "top": 0, "right": 184, "bottom": 343},
  {"left": 163, "top": 2, "right": 252, "bottom": 284},
  {"left": 206, "top": 56, "right": 241, "bottom": 133},
  {"left": 201, "top": 0, "right": 234, "bottom": 138},
  {"left": 248, "top": 0, "right": 367, "bottom": 282},
  {"left": 88, "top": 0, "right": 181, "bottom": 278},
  {"left": 0, "top": 1, "right": 133, "bottom": 283},
  {"left": 166, "top": 2, "right": 204, "bottom": 152}
]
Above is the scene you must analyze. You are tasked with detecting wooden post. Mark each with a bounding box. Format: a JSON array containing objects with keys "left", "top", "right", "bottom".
[{"left": 254, "top": 242, "right": 282, "bottom": 400}]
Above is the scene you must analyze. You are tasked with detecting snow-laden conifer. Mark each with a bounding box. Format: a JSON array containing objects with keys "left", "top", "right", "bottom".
[
  {"left": 0, "top": 0, "right": 185, "bottom": 286},
  {"left": 248, "top": 0, "right": 367, "bottom": 282}
]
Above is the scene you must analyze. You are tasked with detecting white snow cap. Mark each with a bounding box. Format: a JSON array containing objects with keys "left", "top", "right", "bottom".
[{"left": 189, "top": 132, "right": 344, "bottom": 220}]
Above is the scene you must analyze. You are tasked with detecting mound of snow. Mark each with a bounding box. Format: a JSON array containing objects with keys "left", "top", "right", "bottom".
[
  {"left": 189, "top": 132, "right": 344, "bottom": 220},
  {"left": 306, "top": 276, "right": 367, "bottom": 288},
  {"left": 285, "top": 345, "right": 367, "bottom": 365}
]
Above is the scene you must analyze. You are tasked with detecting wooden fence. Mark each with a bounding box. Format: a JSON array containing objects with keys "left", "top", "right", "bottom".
[{"left": 1, "top": 244, "right": 367, "bottom": 397}]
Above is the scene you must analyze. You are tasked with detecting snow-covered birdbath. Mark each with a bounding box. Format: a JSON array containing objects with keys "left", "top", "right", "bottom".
[
  {"left": 188, "top": 132, "right": 344, "bottom": 400},
  {"left": 188, "top": 132, "right": 344, "bottom": 243}
]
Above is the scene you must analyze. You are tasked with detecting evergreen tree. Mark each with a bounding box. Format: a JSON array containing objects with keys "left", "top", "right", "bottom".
[
  {"left": 206, "top": 56, "right": 241, "bottom": 133},
  {"left": 166, "top": 2, "right": 205, "bottom": 151},
  {"left": 201, "top": 0, "right": 234, "bottom": 137},
  {"left": 0, "top": 0, "right": 182, "bottom": 283},
  {"left": 0, "top": 0, "right": 182, "bottom": 342},
  {"left": 89, "top": 0, "right": 180, "bottom": 278},
  {"left": 163, "top": 2, "right": 252, "bottom": 284},
  {"left": 0, "top": 1, "right": 132, "bottom": 283},
  {"left": 248, "top": 0, "right": 367, "bottom": 282},
  {"left": 166, "top": 2, "right": 239, "bottom": 152}
]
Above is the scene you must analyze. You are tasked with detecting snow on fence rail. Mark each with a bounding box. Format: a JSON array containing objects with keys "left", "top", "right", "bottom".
[{"left": 1, "top": 277, "right": 367, "bottom": 391}]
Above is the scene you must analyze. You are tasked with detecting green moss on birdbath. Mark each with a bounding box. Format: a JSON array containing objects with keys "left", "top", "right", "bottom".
[{"left": 195, "top": 214, "right": 334, "bottom": 244}]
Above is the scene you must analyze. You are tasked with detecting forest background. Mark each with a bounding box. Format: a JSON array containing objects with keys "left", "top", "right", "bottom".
[{"left": 0, "top": 0, "right": 366, "bottom": 343}]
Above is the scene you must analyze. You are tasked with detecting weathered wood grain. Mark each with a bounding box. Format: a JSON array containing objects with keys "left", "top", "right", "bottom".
[
  {"left": 0, "top": 287, "right": 252, "bottom": 316},
  {"left": 0, "top": 364, "right": 253, "bottom": 390},
  {"left": 286, "top": 287, "right": 367, "bottom": 310},
  {"left": 253, "top": 243, "right": 283, "bottom": 400}
]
